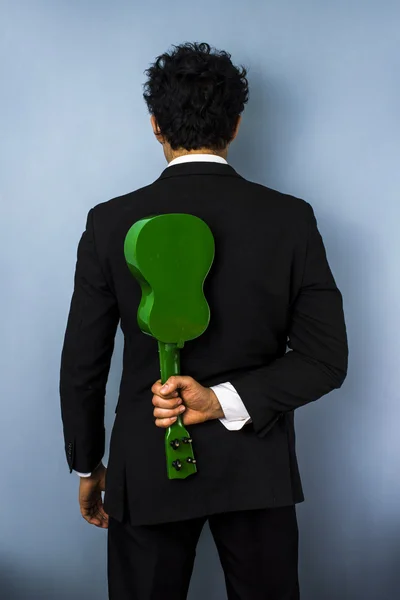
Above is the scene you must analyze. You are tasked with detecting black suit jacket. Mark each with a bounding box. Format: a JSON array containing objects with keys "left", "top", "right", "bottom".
[{"left": 60, "top": 161, "right": 348, "bottom": 525}]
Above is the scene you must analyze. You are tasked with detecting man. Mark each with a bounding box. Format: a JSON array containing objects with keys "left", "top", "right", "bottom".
[{"left": 60, "top": 42, "right": 348, "bottom": 599}]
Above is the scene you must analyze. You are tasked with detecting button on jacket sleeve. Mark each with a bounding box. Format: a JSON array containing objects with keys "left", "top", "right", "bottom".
[
  {"left": 60, "top": 209, "right": 120, "bottom": 473},
  {"left": 230, "top": 203, "right": 349, "bottom": 438}
]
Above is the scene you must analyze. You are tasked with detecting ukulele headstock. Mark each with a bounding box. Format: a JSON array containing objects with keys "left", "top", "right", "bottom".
[{"left": 165, "top": 419, "right": 197, "bottom": 479}]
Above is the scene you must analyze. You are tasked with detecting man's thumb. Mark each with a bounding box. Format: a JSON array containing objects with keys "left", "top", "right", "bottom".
[{"left": 160, "top": 376, "right": 190, "bottom": 393}]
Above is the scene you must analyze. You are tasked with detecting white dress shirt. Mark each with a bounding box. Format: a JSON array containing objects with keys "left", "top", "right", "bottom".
[{"left": 75, "top": 154, "right": 251, "bottom": 477}]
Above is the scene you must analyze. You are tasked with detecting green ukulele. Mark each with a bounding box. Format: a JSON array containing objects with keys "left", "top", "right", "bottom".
[{"left": 124, "top": 214, "right": 215, "bottom": 479}]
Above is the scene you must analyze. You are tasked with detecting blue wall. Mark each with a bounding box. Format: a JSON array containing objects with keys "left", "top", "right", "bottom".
[{"left": 1, "top": 1, "right": 399, "bottom": 598}]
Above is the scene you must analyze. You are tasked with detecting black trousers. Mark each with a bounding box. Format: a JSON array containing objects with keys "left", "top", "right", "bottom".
[{"left": 107, "top": 505, "right": 300, "bottom": 600}]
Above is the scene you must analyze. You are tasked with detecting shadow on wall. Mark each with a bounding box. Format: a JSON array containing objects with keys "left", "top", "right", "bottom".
[
  {"left": 296, "top": 215, "right": 400, "bottom": 600},
  {"left": 229, "top": 70, "right": 307, "bottom": 189},
  {"left": 0, "top": 560, "right": 106, "bottom": 600}
]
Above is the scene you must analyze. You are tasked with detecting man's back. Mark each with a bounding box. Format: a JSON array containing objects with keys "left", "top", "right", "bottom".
[
  {"left": 61, "top": 160, "right": 347, "bottom": 525},
  {"left": 99, "top": 161, "right": 309, "bottom": 395},
  {"left": 60, "top": 42, "right": 349, "bottom": 599}
]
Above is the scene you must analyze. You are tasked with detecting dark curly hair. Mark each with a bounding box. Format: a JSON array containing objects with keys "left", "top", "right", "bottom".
[{"left": 143, "top": 42, "right": 249, "bottom": 151}]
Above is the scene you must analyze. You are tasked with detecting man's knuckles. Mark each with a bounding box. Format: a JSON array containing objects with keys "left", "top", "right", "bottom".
[
  {"left": 152, "top": 394, "right": 182, "bottom": 406},
  {"left": 155, "top": 416, "right": 177, "bottom": 428},
  {"left": 152, "top": 375, "right": 195, "bottom": 397},
  {"left": 153, "top": 405, "right": 185, "bottom": 418},
  {"left": 152, "top": 385, "right": 179, "bottom": 399},
  {"left": 162, "top": 375, "right": 193, "bottom": 391}
]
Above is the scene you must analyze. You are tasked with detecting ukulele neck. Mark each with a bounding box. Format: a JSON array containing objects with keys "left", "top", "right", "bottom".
[{"left": 158, "top": 342, "right": 181, "bottom": 384}]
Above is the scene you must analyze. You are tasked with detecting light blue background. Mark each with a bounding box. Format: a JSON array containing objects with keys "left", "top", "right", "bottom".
[{"left": 1, "top": 1, "right": 399, "bottom": 598}]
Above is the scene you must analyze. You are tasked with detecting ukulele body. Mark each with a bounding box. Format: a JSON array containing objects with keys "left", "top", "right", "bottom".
[{"left": 124, "top": 213, "right": 215, "bottom": 479}]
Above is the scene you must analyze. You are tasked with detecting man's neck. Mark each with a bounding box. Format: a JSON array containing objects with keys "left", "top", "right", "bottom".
[
  {"left": 166, "top": 148, "right": 228, "bottom": 164},
  {"left": 167, "top": 153, "right": 228, "bottom": 168}
]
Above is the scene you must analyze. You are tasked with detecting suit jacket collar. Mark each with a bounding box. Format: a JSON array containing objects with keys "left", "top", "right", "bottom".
[{"left": 157, "top": 161, "right": 243, "bottom": 181}]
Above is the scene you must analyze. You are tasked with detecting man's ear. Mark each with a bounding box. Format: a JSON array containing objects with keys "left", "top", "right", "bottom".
[
  {"left": 150, "top": 115, "right": 163, "bottom": 142},
  {"left": 231, "top": 115, "right": 242, "bottom": 141}
]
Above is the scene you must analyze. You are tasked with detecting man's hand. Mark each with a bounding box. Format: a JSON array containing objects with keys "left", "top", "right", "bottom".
[
  {"left": 151, "top": 376, "right": 224, "bottom": 428},
  {"left": 78, "top": 462, "right": 109, "bottom": 528}
]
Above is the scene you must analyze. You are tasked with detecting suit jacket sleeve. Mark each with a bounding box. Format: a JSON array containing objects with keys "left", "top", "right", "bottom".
[
  {"left": 230, "top": 203, "right": 349, "bottom": 438},
  {"left": 59, "top": 208, "right": 120, "bottom": 472}
]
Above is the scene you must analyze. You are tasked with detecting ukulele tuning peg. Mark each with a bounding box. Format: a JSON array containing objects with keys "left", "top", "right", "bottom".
[
  {"left": 181, "top": 437, "right": 193, "bottom": 444},
  {"left": 172, "top": 460, "right": 182, "bottom": 471},
  {"left": 170, "top": 439, "right": 180, "bottom": 449},
  {"left": 186, "top": 457, "right": 196, "bottom": 464}
]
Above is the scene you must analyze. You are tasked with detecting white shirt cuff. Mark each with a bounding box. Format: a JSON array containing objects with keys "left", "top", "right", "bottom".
[
  {"left": 211, "top": 382, "right": 252, "bottom": 431},
  {"left": 74, "top": 460, "right": 102, "bottom": 477}
]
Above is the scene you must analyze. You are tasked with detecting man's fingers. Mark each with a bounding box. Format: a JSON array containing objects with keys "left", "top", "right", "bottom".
[
  {"left": 79, "top": 490, "right": 109, "bottom": 528},
  {"left": 152, "top": 395, "right": 182, "bottom": 408},
  {"left": 96, "top": 505, "right": 109, "bottom": 521},
  {"left": 154, "top": 416, "right": 178, "bottom": 428},
  {"left": 93, "top": 510, "right": 109, "bottom": 528},
  {"left": 153, "top": 405, "right": 186, "bottom": 419},
  {"left": 151, "top": 382, "right": 179, "bottom": 399},
  {"left": 151, "top": 376, "right": 194, "bottom": 397},
  {"left": 84, "top": 514, "right": 108, "bottom": 528},
  {"left": 151, "top": 375, "right": 193, "bottom": 397},
  {"left": 159, "top": 376, "right": 192, "bottom": 395},
  {"left": 80, "top": 507, "right": 109, "bottom": 528}
]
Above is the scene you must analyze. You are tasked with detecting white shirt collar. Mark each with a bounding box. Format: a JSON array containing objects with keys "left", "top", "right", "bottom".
[{"left": 167, "top": 154, "right": 228, "bottom": 168}]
